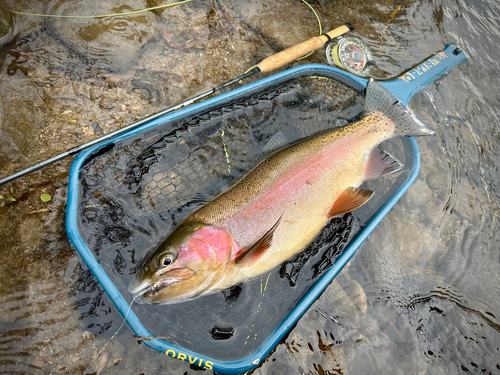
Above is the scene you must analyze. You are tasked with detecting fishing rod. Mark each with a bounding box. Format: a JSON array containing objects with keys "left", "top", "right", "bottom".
[{"left": 0, "top": 23, "right": 353, "bottom": 186}]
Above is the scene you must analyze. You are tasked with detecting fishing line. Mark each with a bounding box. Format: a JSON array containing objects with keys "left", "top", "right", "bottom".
[
  {"left": 96, "top": 293, "right": 141, "bottom": 358},
  {"left": 422, "top": 90, "right": 463, "bottom": 122},
  {"left": 242, "top": 273, "right": 272, "bottom": 346},
  {"left": 8, "top": 0, "right": 193, "bottom": 19},
  {"left": 296, "top": 0, "right": 322, "bottom": 60},
  {"left": 379, "top": 4, "right": 402, "bottom": 41}
]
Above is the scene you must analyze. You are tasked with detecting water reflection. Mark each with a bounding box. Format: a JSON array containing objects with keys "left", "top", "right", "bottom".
[
  {"left": 45, "top": 0, "right": 157, "bottom": 68},
  {"left": 0, "top": 0, "right": 499, "bottom": 373}
]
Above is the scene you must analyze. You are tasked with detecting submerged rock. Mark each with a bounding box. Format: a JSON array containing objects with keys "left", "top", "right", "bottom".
[
  {"left": 45, "top": 0, "right": 157, "bottom": 69},
  {"left": 1, "top": 0, "right": 46, "bottom": 47},
  {"left": 0, "top": 0, "right": 13, "bottom": 43},
  {"left": 285, "top": 331, "right": 348, "bottom": 375}
]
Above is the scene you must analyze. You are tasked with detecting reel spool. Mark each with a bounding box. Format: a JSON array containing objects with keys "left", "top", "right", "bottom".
[{"left": 326, "top": 37, "right": 374, "bottom": 76}]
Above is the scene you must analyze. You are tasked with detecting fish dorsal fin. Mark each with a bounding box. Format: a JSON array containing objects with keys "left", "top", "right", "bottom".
[
  {"left": 328, "top": 187, "right": 374, "bottom": 218},
  {"left": 234, "top": 215, "right": 282, "bottom": 266},
  {"left": 364, "top": 148, "right": 402, "bottom": 181}
]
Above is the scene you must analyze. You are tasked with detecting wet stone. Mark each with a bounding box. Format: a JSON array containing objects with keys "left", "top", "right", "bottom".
[
  {"left": 342, "top": 276, "right": 367, "bottom": 314},
  {"left": 427, "top": 171, "right": 448, "bottom": 191},
  {"left": 405, "top": 178, "right": 434, "bottom": 207},
  {"left": 32, "top": 356, "right": 46, "bottom": 369},
  {"left": 99, "top": 98, "right": 116, "bottom": 110},
  {"left": 90, "top": 121, "right": 104, "bottom": 135},
  {"left": 82, "top": 331, "right": 95, "bottom": 340}
]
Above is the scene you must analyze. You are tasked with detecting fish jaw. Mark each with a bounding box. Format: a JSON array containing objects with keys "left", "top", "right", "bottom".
[
  {"left": 130, "top": 223, "right": 236, "bottom": 304},
  {"left": 128, "top": 267, "right": 195, "bottom": 296}
]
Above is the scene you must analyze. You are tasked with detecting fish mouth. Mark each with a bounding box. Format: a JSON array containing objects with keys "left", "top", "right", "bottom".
[
  {"left": 128, "top": 278, "right": 153, "bottom": 297},
  {"left": 128, "top": 267, "right": 195, "bottom": 297}
]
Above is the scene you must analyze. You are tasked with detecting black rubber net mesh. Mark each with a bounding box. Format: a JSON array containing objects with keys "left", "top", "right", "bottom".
[{"left": 76, "top": 71, "right": 415, "bottom": 361}]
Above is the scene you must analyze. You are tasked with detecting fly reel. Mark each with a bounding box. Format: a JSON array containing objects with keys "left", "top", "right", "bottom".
[{"left": 326, "top": 37, "right": 375, "bottom": 76}]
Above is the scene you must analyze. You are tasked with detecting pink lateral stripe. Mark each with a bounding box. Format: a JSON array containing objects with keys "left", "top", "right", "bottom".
[{"left": 240, "top": 130, "right": 366, "bottom": 218}]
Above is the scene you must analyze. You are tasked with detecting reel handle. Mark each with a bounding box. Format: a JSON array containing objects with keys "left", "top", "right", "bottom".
[{"left": 256, "top": 23, "right": 353, "bottom": 73}]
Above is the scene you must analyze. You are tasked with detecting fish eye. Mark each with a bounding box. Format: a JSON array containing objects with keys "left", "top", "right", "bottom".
[{"left": 159, "top": 253, "right": 175, "bottom": 268}]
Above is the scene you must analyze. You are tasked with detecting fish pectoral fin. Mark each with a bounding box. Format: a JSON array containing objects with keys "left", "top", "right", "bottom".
[
  {"left": 234, "top": 215, "right": 283, "bottom": 266},
  {"left": 364, "top": 148, "right": 402, "bottom": 180},
  {"left": 328, "top": 187, "right": 374, "bottom": 218}
]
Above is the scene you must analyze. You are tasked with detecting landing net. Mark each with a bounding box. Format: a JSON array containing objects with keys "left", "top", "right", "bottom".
[{"left": 76, "top": 71, "right": 414, "bottom": 360}]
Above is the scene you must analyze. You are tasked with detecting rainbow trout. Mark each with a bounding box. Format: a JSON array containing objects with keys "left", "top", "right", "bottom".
[{"left": 129, "top": 80, "right": 434, "bottom": 304}]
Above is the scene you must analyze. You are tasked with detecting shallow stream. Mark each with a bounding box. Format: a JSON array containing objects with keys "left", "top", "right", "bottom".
[{"left": 0, "top": 0, "right": 499, "bottom": 374}]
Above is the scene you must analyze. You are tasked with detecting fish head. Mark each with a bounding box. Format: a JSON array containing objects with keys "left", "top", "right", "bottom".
[{"left": 129, "top": 221, "right": 234, "bottom": 304}]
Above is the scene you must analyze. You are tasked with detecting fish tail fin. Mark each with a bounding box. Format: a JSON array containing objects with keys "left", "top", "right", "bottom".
[{"left": 364, "top": 79, "right": 435, "bottom": 137}]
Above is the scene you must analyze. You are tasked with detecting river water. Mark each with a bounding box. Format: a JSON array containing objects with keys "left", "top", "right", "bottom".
[{"left": 0, "top": 0, "right": 499, "bottom": 374}]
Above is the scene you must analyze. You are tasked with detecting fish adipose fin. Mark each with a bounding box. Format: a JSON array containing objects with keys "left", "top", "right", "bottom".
[
  {"left": 234, "top": 215, "right": 283, "bottom": 265},
  {"left": 328, "top": 187, "right": 374, "bottom": 218},
  {"left": 364, "top": 148, "right": 402, "bottom": 180},
  {"left": 364, "top": 79, "right": 435, "bottom": 137}
]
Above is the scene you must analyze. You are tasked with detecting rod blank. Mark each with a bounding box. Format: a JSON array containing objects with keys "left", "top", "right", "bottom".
[{"left": 0, "top": 24, "right": 352, "bottom": 186}]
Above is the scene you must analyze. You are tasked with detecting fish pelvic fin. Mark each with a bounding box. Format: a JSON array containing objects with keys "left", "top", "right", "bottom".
[
  {"left": 364, "top": 148, "right": 402, "bottom": 180},
  {"left": 364, "top": 79, "right": 435, "bottom": 137},
  {"left": 328, "top": 187, "right": 374, "bottom": 218},
  {"left": 233, "top": 215, "right": 282, "bottom": 266}
]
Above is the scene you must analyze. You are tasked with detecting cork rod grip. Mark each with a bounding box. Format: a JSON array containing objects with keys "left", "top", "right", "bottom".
[{"left": 256, "top": 24, "right": 352, "bottom": 73}]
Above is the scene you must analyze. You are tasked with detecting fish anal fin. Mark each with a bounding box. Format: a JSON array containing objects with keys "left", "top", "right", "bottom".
[
  {"left": 328, "top": 187, "right": 374, "bottom": 218},
  {"left": 364, "top": 148, "right": 402, "bottom": 180},
  {"left": 234, "top": 215, "right": 282, "bottom": 266}
]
